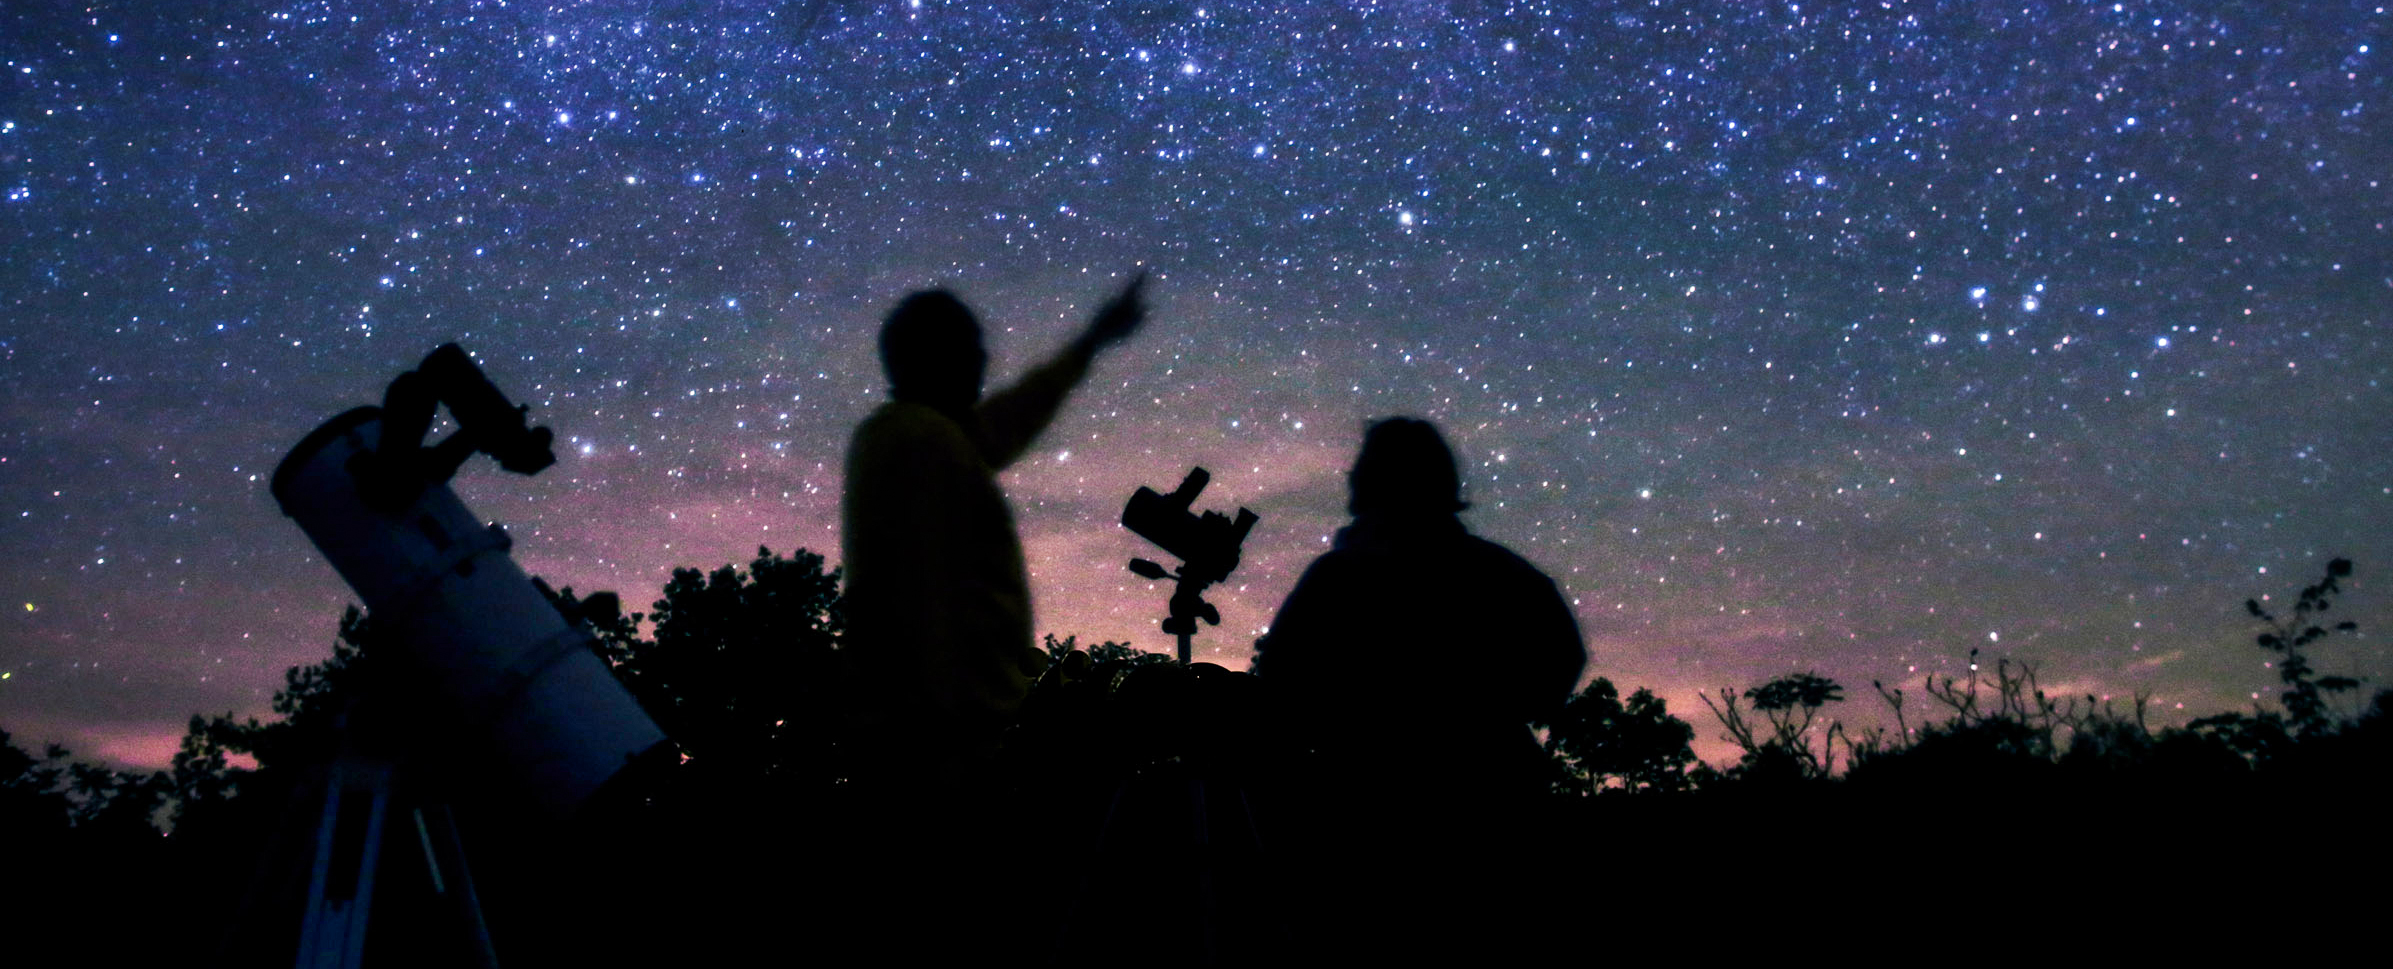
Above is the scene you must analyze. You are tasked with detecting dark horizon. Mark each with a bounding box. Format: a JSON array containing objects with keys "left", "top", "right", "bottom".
[{"left": 3, "top": 2, "right": 2387, "bottom": 771}]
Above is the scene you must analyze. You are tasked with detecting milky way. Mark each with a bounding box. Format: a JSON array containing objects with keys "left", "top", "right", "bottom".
[{"left": 3, "top": 2, "right": 2387, "bottom": 768}]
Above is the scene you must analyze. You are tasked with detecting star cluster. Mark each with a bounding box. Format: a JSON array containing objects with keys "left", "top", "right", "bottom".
[{"left": 2, "top": 2, "right": 2386, "bottom": 767}]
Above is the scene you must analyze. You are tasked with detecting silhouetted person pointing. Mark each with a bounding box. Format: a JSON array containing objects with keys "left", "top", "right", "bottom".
[{"left": 842, "top": 272, "right": 1148, "bottom": 787}]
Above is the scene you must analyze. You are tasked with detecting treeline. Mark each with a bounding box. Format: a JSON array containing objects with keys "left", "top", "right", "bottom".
[
  {"left": 4, "top": 553, "right": 2384, "bottom": 957},
  {"left": 1550, "top": 561, "right": 2385, "bottom": 797}
]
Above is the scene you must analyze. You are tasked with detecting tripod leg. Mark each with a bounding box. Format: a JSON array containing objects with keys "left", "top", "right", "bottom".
[
  {"left": 297, "top": 755, "right": 393, "bottom": 969},
  {"left": 414, "top": 804, "right": 501, "bottom": 969}
]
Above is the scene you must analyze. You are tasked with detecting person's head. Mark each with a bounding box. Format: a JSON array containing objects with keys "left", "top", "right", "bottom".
[
  {"left": 879, "top": 289, "right": 987, "bottom": 413},
  {"left": 1347, "top": 417, "right": 1467, "bottom": 517}
]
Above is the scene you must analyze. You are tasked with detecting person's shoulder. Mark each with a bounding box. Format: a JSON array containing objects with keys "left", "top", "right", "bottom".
[
  {"left": 854, "top": 400, "right": 960, "bottom": 441},
  {"left": 849, "top": 402, "right": 977, "bottom": 482},
  {"left": 1459, "top": 534, "right": 1559, "bottom": 584},
  {"left": 1282, "top": 546, "right": 1356, "bottom": 586},
  {"left": 857, "top": 398, "right": 926, "bottom": 426}
]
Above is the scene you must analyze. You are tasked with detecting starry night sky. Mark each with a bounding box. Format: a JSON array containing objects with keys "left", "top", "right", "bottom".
[{"left": 3, "top": 1, "right": 2387, "bottom": 770}]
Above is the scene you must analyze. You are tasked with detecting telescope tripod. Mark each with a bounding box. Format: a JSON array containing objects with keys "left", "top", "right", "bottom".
[{"left": 269, "top": 740, "right": 501, "bottom": 969}]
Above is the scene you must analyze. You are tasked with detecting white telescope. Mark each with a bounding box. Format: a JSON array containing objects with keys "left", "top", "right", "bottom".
[{"left": 272, "top": 345, "right": 666, "bottom": 819}]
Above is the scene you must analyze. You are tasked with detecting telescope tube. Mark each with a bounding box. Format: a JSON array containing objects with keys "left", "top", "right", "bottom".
[{"left": 273, "top": 407, "right": 667, "bottom": 819}]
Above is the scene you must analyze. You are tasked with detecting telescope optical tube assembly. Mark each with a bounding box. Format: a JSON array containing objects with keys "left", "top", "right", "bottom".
[{"left": 274, "top": 407, "right": 666, "bottom": 819}]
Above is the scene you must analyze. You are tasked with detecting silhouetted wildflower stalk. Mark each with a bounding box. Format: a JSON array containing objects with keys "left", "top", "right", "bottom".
[{"left": 2243, "top": 557, "right": 2363, "bottom": 735}]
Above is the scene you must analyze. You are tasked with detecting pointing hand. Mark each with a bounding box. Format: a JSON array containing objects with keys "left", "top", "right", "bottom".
[{"left": 1084, "top": 268, "right": 1149, "bottom": 349}]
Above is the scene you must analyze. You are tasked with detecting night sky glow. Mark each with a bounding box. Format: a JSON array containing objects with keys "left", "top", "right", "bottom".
[{"left": 3, "top": 2, "right": 2387, "bottom": 770}]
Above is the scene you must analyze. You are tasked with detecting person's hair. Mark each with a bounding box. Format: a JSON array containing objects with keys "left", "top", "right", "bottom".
[
  {"left": 878, "top": 289, "right": 979, "bottom": 396},
  {"left": 1348, "top": 417, "right": 1467, "bottom": 516}
]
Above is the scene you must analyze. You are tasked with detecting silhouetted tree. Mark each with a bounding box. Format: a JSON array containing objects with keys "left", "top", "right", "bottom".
[
  {"left": 165, "top": 712, "right": 252, "bottom": 838},
  {"left": 62, "top": 758, "right": 170, "bottom": 840},
  {"left": 0, "top": 731, "right": 170, "bottom": 837},
  {"left": 1702, "top": 671, "right": 1846, "bottom": 779},
  {"left": 170, "top": 605, "right": 391, "bottom": 829},
  {"left": 1041, "top": 632, "right": 1172, "bottom": 669},
  {"left": 552, "top": 546, "right": 846, "bottom": 793},
  {"left": 173, "top": 548, "right": 854, "bottom": 821},
  {"left": 1006, "top": 633, "right": 1181, "bottom": 782},
  {"left": 0, "top": 730, "right": 78, "bottom": 833},
  {"left": 1538, "top": 678, "right": 1696, "bottom": 794},
  {"left": 0, "top": 729, "right": 187, "bottom": 961}
]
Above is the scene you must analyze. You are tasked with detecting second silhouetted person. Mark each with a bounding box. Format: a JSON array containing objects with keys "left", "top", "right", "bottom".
[{"left": 1255, "top": 417, "right": 1586, "bottom": 795}]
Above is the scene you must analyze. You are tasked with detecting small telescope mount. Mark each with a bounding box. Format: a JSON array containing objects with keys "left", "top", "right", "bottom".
[{"left": 1121, "top": 467, "right": 1259, "bottom": 664}]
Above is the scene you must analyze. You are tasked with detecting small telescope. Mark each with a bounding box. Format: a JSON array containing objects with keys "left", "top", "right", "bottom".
[{"left": 1122, "top": 467, "right": 1258, "bottom": 664}]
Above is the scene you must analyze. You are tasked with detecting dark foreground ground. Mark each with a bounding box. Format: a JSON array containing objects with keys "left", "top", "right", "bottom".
[{"left": 14, "top": 757, "right": 2385, "bottom": 967}]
